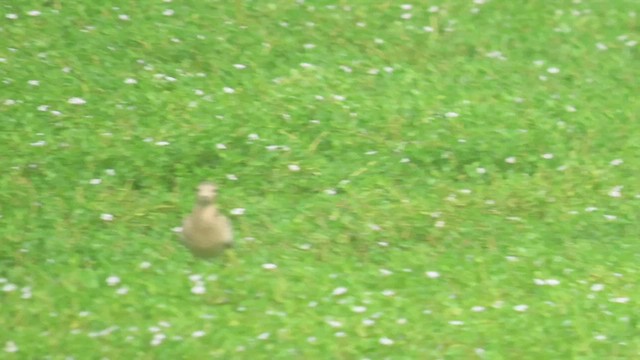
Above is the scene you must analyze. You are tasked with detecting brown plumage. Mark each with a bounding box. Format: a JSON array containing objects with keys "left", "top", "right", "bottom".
[{"left": 181, "top": 182, "right": 233, "bottom": 258}]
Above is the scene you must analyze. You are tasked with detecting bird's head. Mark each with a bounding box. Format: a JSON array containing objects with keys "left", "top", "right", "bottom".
[{"left": 196, "top": 182, "right": 218, "bottom": 205}]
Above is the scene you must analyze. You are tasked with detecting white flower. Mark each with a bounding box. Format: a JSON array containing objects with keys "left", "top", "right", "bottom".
[
  {"left": 27, "top": 10, "right": 42, "bottom": 16},
  {"left": 608, "top": 186, "right": 623, "bottom": 198},
  {"left": 368, "top": 223, "right": 381, "bottom": 231},
  {"left": 89, "top": 178, "right": 102, "bottom": 185},
  {"left": 594, "top": 334, "right": 607, "bottom": 341},
  {"left": 425, "top": 271, "right": 440, "bottom": 279},
  {"left": 332, "top": 287, "right": 348, "bottom": 296},
  {"left": 188, "top": 274, "right": 203, "bottom": 282},
  {"left": 448, "top": 320, "right": 464, "bottom": 326},
  {"left": 545, "top": 279, "right": 561, "bottom": 286},
  {"left": 324, "top": 188, "right": 337, "bottom": 195},
  {"left": 423, "top": 26, "right": 434, "bottom": 32},
  {"left": 6, "top": 14, "right": 18, "bottom": 20},
  {"left": 476, "top": 167, "right": 487, "bottom": 174},
  {"left": 139, "top": 261, "right": 152, "bottom": 269},
  {"left": 30, "top": 140, "right": 46, "bottom": 147},
  {"left": 2, "top": 283, "right": 17, "bottom": 292},
  {"left": 116, "top": 286, "right": 129, "bottom": 295},
  {"left": 379, "top": 337, "right": 394, "bottom": 345},
  {"left": 230, "top": 208, "right": 245, "bottom": 216},
  {"left": 4, "top": 341, "right": 18, "bottom": 353},
  {"left": 486, "top": 51, "right": 506, "bottom": 60},
  {"left": 223, "top": 87, "right": 235, "bottom": 94},
  {"left": 28, "top": 80, "right": 40, "bottom": 86},
  {"left": 233, "top": 64, "right": 246, "bottom": 69},
  {"left": 124, "top": 78, "right": 137, "bottom": 84},
  {"left": 352, "top": 306, "right": 367, "bottom": 313},
  {"left": 192, "top": 330, "right": 206, "bottom": 338},
  {"left": 247, "top": 133, "right": 259, "bottom": 141},
  {"left": 434, "top": 220, "right": 446, "bottom": 228},
  {"left": 216, "top": 143, "right": 227, "bottom": 150},
  {"left": 100, "top": 213, "right": 114, "bottom": 221},
  {"left": 542, "top": 153, "right": 554, "bottom": 159},
  {"left": 162, "top": 9, "right": 174, "bottom": 16},
  {"left": 505, "top": 156, "right": 517, "bottom": 164},
  {"left": 21, "top": 288, "right": 32, "bottom": 299},
  {"left": 68, "top": 97, "right": 86, "bottom": 105},
  {"left": 547, "top": 67, "right": 560, "bottom": 74},
  {"left": 610, "top": 297, "right": 630, "bottom": 304},
  {"left": 326, "top": 320, "right": 342, "bottom": 328},
  {"left": 257, "top": 332, "right": 270, "bottom": 340},
  {"left": 150, "top": 337, "right": 164, "bottom": 346},
  {"left": 382, "top": 289, "right": 396, "bottom": 297},
  {"left": 471, "top": 306, "right": 486, "bottom": 312},
  {"left": 445, "top": 112, "right": 459, "bottom": 118},
  {"left": 590, "top": 283, "right": 604, "bottom": 292},
  {"left": 262, "top": 263, "right": 277, "bottom": 270},
  {"left": 379, "top": 269, "right": 393, "bottom": 276},
  {"left": 514, "top": 304, "right": 529, "bottom": 312},
  {"left": 191, "top": 284, "right": 206, "bottom": 295},
  {"left": 288, "top": 164, "right": 301, "bottom": 172},
  {"left": 118, "top": 14, "right": 130, "bottom": 21},
  {"left": 106, "top": 276, "right": 121, "bottom": 286},
  {"left": 610, "top": 159, "right": 623, "bottom": 166}
]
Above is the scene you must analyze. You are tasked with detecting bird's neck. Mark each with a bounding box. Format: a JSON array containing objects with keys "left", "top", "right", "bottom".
[
  {"left": 196, "top": 199, "right": 213, "bottom": 207},
  {"left": 193, "top": 203, "right": 217, "bottom": 217}
]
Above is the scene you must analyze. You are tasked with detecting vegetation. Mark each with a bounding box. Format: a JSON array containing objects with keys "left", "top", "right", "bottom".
[{"left": 1, "top": 1, "right": 638, "bottom": 358}]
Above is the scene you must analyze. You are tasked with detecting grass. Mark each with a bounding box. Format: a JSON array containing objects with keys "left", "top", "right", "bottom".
[{"left": 1, "top": 0, "right": 639, "bottom": 358}]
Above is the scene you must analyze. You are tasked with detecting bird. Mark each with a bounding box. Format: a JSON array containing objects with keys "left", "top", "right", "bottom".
[{"left": 180, "top": 182, "right": 234, "bottom": 258}]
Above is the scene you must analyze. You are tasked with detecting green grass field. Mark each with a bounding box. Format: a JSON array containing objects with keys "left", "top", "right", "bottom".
[{"left": 1, "top": 1, "right": 639, "bottom": 358}]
